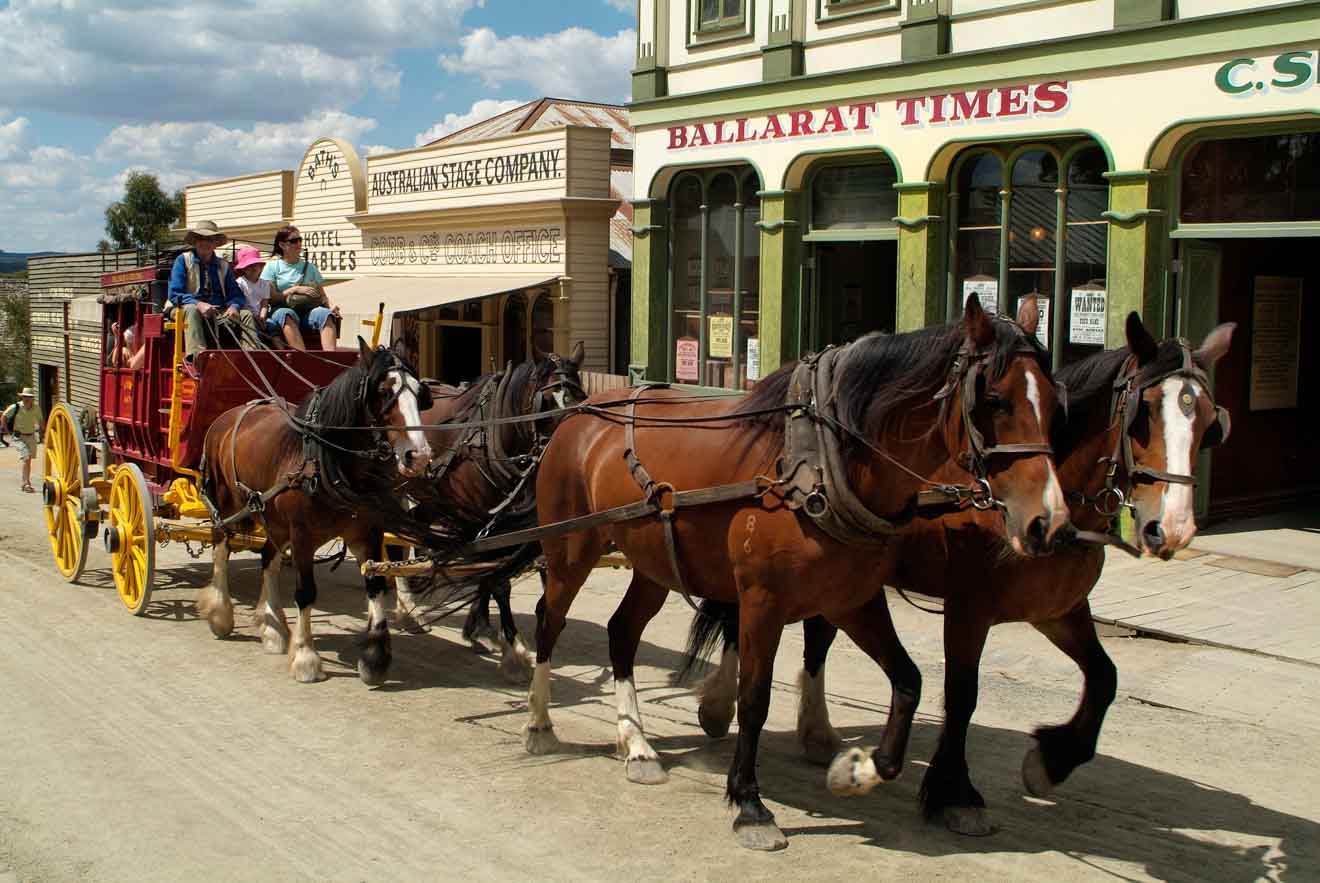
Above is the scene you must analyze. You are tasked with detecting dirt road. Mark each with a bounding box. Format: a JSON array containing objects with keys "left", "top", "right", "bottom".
[{"left": 0, "top": 448, "right": 1316, "bottom": 881}]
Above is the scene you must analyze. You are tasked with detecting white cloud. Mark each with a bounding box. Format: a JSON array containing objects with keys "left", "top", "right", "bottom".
[
  {"left": 414, "top": 98, "right": 526, "bottom": 146},
  {"left": 364, "top": 145, "right": 399, "bottom": 157},
  {"left": 96, "top": 112, "right": 379, "bottom": 179},
  {"left": 440, "top": 27, "right": 634, "bottom": 103},
  {"left": 0, "top": 0, "right": 478, "bottom": 121},
  {"left": 0, "top": 116, "right": 29, "bottom": 161},
  {"left": 604, "top": 0, "right": 634, "bottom": 11}
]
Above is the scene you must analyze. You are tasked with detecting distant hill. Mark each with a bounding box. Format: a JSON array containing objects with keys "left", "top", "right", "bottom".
[{"left": 0, "top": 250, "right": 62, "bottom": 274}]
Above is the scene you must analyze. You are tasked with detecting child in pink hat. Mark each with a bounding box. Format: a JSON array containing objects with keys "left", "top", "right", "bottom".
[{"left": 234, "top": 246, "right": 303, "bottom": 349}]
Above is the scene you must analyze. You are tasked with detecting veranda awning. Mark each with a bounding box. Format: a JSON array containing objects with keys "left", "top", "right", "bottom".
[{"left": 326, "top": 274, "right": 561, "bottom": 346}]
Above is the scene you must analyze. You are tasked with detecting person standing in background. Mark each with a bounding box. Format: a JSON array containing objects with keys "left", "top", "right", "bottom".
[{"left": 10, "top": 387, "right": 43, "bottom": 493}]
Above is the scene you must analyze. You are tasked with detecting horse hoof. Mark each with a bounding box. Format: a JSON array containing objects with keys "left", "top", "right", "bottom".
[
  {"left": 826, "top": 747, "right": 879, "bottom": 797},
  {"left": 498, "top": 638, "right": 534, "bottom": 683},
  {"left": 357, "top": 659, "right": 388, "bottom": 687},
  {"left": 625, "top": 757, "right": 669, "bottom": 785},
  {"left": 1022, "top": 747, "right": 1054, "bottom": 797},
  {"left": 944, "top": 806, "right": 995, "bottom": 837},
  {"left": 800, "top": 731, "right": 842, "bottom": 767},
  {"left": 261, "top": 629, "right": 289, "bottom": 655},
  {"left": 524, "top": 725, "right": 561, "bottom": 756},
  {"left": 697, "top": 702, "right": 733, "bottom": 739},
  {"left": 290, "top": 648, "right": 325, "bottom": 683},
  {"left": 196, "top": 588, "right": 234, "bottom": 638},
  {"left": 733, "top": 821, "right": 788, "bottom": 852}
]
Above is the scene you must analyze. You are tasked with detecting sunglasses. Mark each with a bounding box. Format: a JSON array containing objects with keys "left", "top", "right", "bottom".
[{"left": 284, "top": 237, "right": 303, "bottom": 244}]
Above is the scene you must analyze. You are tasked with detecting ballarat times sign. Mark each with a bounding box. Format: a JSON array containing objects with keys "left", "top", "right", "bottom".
[{"left": 367, "top": 226, "right": 563, "bottom": 267}]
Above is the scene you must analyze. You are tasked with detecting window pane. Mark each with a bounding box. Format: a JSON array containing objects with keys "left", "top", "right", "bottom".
[
  {"left": 1181, "top": 132, "right": 1320, "bottom": 223},
  {"left": 1007, "top": 151, "right": 1057, "bottom": 338},
  {"left": 1061, "top": 146, "right": 1109, "bottom": 364},
  {"left": 955, "top": 152, "right": 1002, "bottom": 315},
  {"left": 532, "top": 294, "right": 554, "bottom": 355},
  {"left": 811, "top": 163, "right": 898, "bottom": 231},
  {"left": 723, "top": 0, "right": 742, "bottom": 17},
  {"left": 740, "top": 172, "right": 762, "bottom": 389},
  {"left": 957, "top": 153, "right": 1003, "bottom": 227},
  {"left": 705, "top": 174, "right": 738, "bottom": 387},
  {"left": 670, "top": 175, "right": 703, "bottom": 379},
  {"left": 700, "top": 0, "right": 720, "bottom": 25}
]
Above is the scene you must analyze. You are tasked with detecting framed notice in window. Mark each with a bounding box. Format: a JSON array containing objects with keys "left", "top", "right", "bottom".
[
  {"left": 708, "top": 314, "right": 734, "bottom": 359},
  {"left": 676, "top": 337, "right": 699, "bottom": 382},
  {"left": 1249, "top": 276, "right": 1302, "bottom": 411},
  {"left": 962, "top": 275, "right": 998, "bottom": 315}
]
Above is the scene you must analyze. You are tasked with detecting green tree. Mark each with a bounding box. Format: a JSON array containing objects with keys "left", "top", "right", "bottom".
[
  {"left": 0, "top": 288, "right": 32, "bottom": 407},
  {"left": 104, "top": 171, "right": 181, "bottom": 251},
  {"left": 97, "top": 239, "right": 112, "bottom": 253}
]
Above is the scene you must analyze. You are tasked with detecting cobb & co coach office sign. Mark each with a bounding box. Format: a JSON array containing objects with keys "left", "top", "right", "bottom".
[{"left": 367, "top": 226, "right": 564, "bottom": 268}]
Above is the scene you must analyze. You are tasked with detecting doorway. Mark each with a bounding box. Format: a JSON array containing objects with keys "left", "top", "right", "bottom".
[
  {"left": 804, "top": 242, "right": 897, "bottom": 351},
  {"left": 439, "top": 326, "right": 482, "bottom": 386},
  {"left": 38, "top": 364, "right": 58, "bottom": 418},
  {"left": 1176, "top": 237, "right": 1319, "bottom": 518}
]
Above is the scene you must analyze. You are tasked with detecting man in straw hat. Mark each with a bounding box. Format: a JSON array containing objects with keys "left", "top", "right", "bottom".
[
  {"left": 7, "top": 387, "right": 43, "bottom": 493},
  {"left": 167, "top": 220, "right": 259, "bottom": 359}
]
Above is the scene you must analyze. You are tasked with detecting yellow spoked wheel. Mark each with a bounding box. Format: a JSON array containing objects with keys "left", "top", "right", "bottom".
[
  {"left": 105, "top": 463, "right": 155, "bottom": 616},
  {"left": 42, "top": 403, "right": 94, "bottom": 582}
]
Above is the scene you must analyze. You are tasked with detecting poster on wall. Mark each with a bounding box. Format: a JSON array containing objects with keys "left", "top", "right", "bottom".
[
  {"left": 1069, "top": 285, "right": 1107, "bottom": 345},
  {"left": 962, "top": 275, "right": 998, "bottom": 315},
  {"left": 746, "top": 338, "right": 760, "bottom": 382},
  {"left": 676, "top": 337, "right": 699, "bottom": 382},
  {"left": 708, "top": 314, "right": 733, "bottom": 359},
  {"left": 1017, "top": 295, "right": 1050, "bottom": 348},
  {"left": 1249, "top": 276, "right": 1303, "bottom": 411}
]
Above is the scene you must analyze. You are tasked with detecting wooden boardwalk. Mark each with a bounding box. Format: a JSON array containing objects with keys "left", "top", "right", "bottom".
[{"left": 1091, "top": 548, "right": 1320, "bottom": 665}]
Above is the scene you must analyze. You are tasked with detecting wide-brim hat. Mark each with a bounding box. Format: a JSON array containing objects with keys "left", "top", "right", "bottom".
[
  {"left": 184, "top": 219, "right": 229, "bottom": 246},
  {"left": 19, "top": 387, "right": 34, "bottom": 397},
  {"left": 233, "top": 246, "right": 266, "bottom": 272}
]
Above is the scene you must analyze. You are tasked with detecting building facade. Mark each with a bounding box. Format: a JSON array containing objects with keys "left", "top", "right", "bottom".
[
  {"left": 185, "top": 98, "right": 633, "bottom": 386},
  {"left": 629, "top": 0, "right": 1320, "bottom": 517}
]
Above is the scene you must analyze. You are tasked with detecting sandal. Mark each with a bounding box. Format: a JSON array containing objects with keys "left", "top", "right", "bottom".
[{"left": 22, "top": 484, "right": 36, "bottom": 493}]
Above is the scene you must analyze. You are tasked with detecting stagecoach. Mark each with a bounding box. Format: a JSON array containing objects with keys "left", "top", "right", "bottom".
[{"left": 39, "top": 259, "right": 384, "bottom": 614}]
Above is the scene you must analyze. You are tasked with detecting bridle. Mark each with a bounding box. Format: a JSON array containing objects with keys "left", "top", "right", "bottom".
[
  {"left": 1083, "top": 340, "right": 1231, "bottom": 518},
  {"left": 933, "top": 338, "right": 1056, "bottom": 510}
]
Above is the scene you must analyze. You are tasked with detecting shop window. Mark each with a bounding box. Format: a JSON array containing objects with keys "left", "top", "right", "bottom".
[
  {"left": 948, "top": 142, "right": 1109, "bottom": 364},
  {"left": 810, "top": 162, "right": 898, "bottom": 231},
  {"left": 502, "top": 293, "right": 527, "bottom": 366},
  {"left": 1180, "top": 132, "right": 1320, "bottom": 224},
  {"left": 668, "top": 166, "right": 762, "bottom": 389},
  {"left": 698, "top": 0, "right": 744, "bottom": 31},
  {"left": 531, "top": 293, "right": 555, "bottom": 356}
]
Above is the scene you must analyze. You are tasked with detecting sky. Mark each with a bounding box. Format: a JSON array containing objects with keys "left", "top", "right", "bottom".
[{"left": 0, "top": 0, "right": 635, "bottom": 253}]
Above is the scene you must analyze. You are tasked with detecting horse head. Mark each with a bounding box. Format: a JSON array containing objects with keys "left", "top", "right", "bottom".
[
  {"left": 529, "top": 340, "right": 588, "bottom": 417},
  {"left": 939, "top": 294, "right": 1068, "bottom": 557},
  {"left": 1114, "top": 315, "right": 1234, "bottom": 558},
  {"left": 358, "top": 337, "right": 434, "bottom": 478}
]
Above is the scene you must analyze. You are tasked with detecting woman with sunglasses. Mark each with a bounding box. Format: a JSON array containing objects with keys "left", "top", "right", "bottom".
[{"left": 261, "top": 225, "right": 341, "bottom": 351}]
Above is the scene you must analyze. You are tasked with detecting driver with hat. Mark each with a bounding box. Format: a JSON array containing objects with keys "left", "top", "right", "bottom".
[{"left": 168, "top": 220, "right": 260, "bottom": 359}]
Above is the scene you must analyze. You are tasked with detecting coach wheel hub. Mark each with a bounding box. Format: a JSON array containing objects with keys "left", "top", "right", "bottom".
[
  {"left": 104, "top": 526, "right": 123, "bottom": 554},
  {"left": 43, "top": 479, "right": 63, "bottom": 507}
]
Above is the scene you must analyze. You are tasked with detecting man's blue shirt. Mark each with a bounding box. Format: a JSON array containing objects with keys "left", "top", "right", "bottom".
[{"left": 167, "top": 251, "right": 245, "bottom": 309}]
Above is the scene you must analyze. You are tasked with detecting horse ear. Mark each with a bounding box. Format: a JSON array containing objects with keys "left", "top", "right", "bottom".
[
  {"left": 1195, "top": 322, "right": 1236, "bottom": 368},
  {"left": 963, "top": 293, "right": 994, "bottom": 347},
  {"left": 531, "top": 342, "right": 547, "bottom": 364},
  {"left": 1016, "top": 294, "right": 1039, "bottom": 336},
  {"left": 570, "top": 340, "right": 585, "bottom": 368},
  {"left": 1124, "top": 312, "right": 1158, "bottom": 366},
  {"left": 357, "top": 336, "right": 375, "bottom": 368}
]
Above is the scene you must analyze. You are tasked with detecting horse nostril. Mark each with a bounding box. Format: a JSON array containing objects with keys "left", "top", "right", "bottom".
[
  {"left": 1027, "top": 515, "right": 1049, "bottom": 552},
  {"left": 1142, "top": 520, "right": 1166, "bottom": 552}
]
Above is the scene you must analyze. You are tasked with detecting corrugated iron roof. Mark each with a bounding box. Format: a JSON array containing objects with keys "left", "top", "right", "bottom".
[{"left": 428, "top": 97, "right": 632, "bottom": 150}]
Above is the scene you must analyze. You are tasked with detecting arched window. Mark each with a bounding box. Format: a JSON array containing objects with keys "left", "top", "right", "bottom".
[
  {"left": 810, "top": 161, "right": 898, "bottom": 231},
  {"left": 502, "top": 292, "right": 527, "bottom": 366},
  {"left": 1180, "top": 132, "right": 1320, "bottom": 223},
  {"left": 948, "top": 141, "right": 1109, "bottom": 365},
  {"left": 668, "top": 165, "right": 762, "bottom": 389}
]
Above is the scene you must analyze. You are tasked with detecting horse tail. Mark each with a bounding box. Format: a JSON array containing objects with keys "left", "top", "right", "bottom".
[{"left": 675, "top": 598, "right": 738, "bottom": 684}]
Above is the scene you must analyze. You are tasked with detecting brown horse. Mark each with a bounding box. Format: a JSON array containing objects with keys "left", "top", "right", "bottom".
[
  {"left": 685, "top": 313, "right": 1236, "bottom": 836},
  {"left": 523, "top": 296, "right": 1068, "bottom": 850},
  {"left": 394, "top": 343, "right": 587, "bottom": 679},
  {"left": 197, "top": 339, "right": 437, "bottom": 684}
]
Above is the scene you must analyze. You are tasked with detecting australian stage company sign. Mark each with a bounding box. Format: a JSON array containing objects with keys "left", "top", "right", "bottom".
[
  {"left": 666, "top": 81, "right": 1070, "bottom": 149},
  {"left": 369, "top": 148, "right": 563, "bottom": 197}
]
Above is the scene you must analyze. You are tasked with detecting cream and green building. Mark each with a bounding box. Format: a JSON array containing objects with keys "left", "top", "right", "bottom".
[{"left": 628, "top": 0, "right": 1320, "bottom": 517}]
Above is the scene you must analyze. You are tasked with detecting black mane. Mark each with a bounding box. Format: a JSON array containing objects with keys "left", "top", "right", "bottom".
[{"left": 739, "top": 317, "right": 1049, "bottom": 447}]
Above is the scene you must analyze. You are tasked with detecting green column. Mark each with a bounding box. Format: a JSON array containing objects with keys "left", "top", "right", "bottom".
[
  {"left": 755, "top": 190, "right": 802, "bottom": 375},
  {"left": 894, "top": 182, "right": 945, "bottom": 332},
  {"left": 1102, "top": 170, "right": 1168, "bottom": 346},
  {"left": 630, "top": 199, "right": 669, "bottom": 383},
  {"left": 901, "top": 0, "right": 949, "bottom": 61}
]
